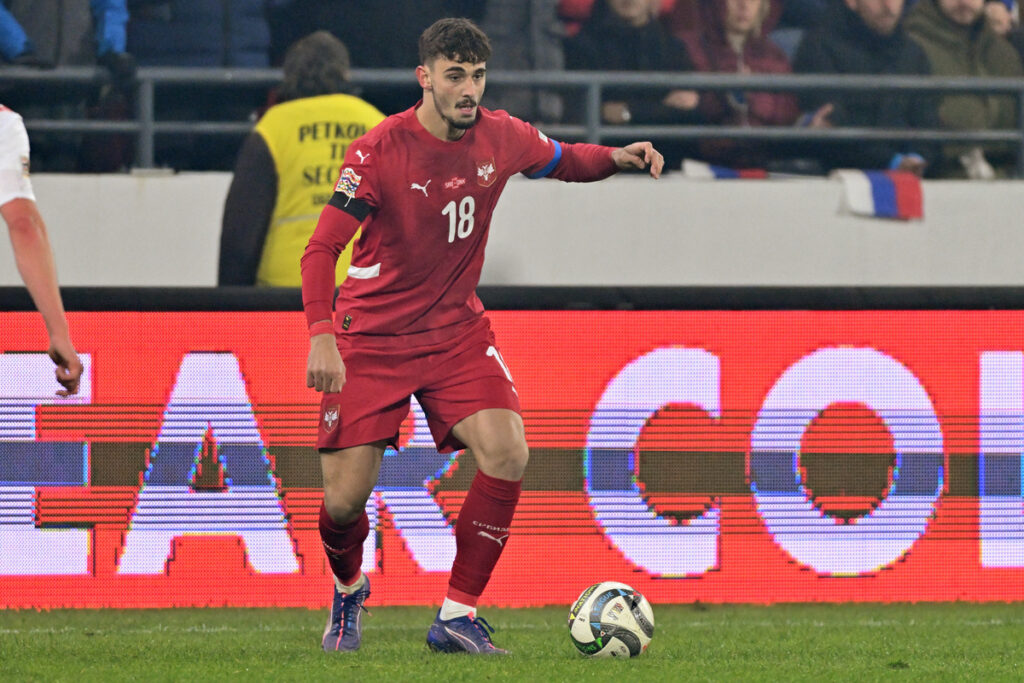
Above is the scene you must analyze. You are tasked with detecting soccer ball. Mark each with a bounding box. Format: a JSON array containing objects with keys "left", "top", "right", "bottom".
[{"left": 568, "top": 581, "right": 655, "bottom": 658}]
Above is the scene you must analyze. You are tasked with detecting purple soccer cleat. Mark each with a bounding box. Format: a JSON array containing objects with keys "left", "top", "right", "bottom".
[
  {"left": 322, "top": 577, "right": 370, "bottom": 652},
  {"left": 426, "top": 610, "right": 509, "bottom": 655}
]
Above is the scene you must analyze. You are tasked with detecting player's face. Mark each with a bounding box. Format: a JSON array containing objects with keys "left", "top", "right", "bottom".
[{"left": 423, "top": 58, "right": 487, "bottom": 133}]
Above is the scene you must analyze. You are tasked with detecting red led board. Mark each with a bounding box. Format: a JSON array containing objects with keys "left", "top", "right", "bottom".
[{"left": 1, "top": 310, "right": 1022, "bottom": 607}]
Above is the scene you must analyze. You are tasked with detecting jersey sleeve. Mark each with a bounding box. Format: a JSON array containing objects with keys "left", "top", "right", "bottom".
[
  {"left": 325, "top": 138, "right": 381, "bottom": 221},
  {"left": 301, "top": 139, "right": 381, "bottom": 328},
  {"left": 503, "top": 114, "right": 564, "bottom": 179},
  {"left": 0, "top": 109, "right": 35, "bottom": 206},
  {"left": 502, "top": 113, "right": 618, "bottom": 182}
]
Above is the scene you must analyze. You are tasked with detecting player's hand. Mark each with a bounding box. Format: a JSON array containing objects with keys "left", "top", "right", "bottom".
[
  {"left": 47, "top": 336, "right": 82, "bottom": 396},
  {"left": 307, "top": 333, "right": 347, "bottom": 393},
  {"left": 611, "top": 142, "right": 664, "bottom": 179}
]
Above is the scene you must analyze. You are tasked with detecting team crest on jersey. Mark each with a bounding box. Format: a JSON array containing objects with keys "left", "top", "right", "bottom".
[
  {"left": 444, "top": 176, "right": 466, "bottom": 190},
  {"left": 476, "top": 158, "right": 496, "bottom": 187},
  {"left": 322, "top": 405, "right": 339, "bottom": 433},
  {"left": 335, "top": 167, "right": 362, "bottom": 198}
]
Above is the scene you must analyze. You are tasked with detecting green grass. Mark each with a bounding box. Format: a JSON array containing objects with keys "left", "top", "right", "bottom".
[{"left": 2, "top": 603, "right": 1024, "bottom": 682}]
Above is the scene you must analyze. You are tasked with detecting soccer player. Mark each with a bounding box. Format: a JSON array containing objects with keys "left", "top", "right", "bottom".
[
  {"left": 302, "top": 17, "right": 663, "bottom": 655},
  {"left": 0, "top": 105, "right": 82, "bottom": 396}
]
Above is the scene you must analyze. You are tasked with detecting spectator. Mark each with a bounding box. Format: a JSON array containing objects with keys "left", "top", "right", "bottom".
[
  {"left": 2, "top": 1, "right": 134, "bottom": 172},
  {"left": 219, "top": 31, "right": 385, "bottom": 287},
  {"left": 481, "top": 0, "right": 566, "bottom": 123},
  {"left": 793, "top": 0, "right": 940, "bottom": 175},
  {"left": 905, "top": 0, "right": 1023, "bottom": 177},
  {"left": 267, "top": 1, "right": 482, "bottom": 114},
  {"left": 7, "top": 0, "right": 130, "bottom": 68},
  {"left": 680, "top": 0, "right": 801, "bottom": 167},
  {"left": 0, "top": 104, "right": 82, "bottom": 395},
  {"left": 0, "top": 4, "right": 40, "bottom": 65},
  {"left": 770, "top": 0, "right": 828, "bottom": 59},
  {"left": 565, "top": 0, "right": 702, "bottom": 167},
  {"left": 127, "top": 1, "right": 272, "bottom": 169},
  {"left": 560, "top": 0, "right": 677, "bottom": 34},
  {"left": 128, "top": 0, "right": 268, "bottom": 67}
]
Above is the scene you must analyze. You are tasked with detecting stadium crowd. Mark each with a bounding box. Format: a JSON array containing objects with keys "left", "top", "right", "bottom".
[{"left": 1, "top": 0, "right": 1022, "bottom": 177}]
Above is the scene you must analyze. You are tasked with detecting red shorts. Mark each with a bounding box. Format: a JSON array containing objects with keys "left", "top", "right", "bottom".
[{"left": 317, "top": 316, "right": 520, "bottom": 453}]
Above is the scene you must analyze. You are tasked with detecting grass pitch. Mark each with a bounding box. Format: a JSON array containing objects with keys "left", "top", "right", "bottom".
[{"left": 2, "top": 602, "right": 1023, "bottom": 681}]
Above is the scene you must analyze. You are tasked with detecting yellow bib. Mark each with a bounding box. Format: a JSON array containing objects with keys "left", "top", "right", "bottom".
[{"left": 254, "top": 93, "right": 384, "bottom": 286}]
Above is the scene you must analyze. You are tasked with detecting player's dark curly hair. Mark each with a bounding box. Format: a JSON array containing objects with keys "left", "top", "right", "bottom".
[
  {"left": 418, "top": 17, "right": 492, "bottom": 66},
  {"left": 277, "top": 31, "right": 351, "bottom": 103}
]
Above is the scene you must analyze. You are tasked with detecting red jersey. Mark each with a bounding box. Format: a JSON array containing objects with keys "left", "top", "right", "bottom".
[{"left": 303, "top": 103, "right": 618, "bottom": 337}]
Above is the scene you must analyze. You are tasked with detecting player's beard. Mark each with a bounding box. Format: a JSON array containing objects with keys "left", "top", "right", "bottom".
[{"left": 438, "top": 97, "right": 478, "bottom": 132}]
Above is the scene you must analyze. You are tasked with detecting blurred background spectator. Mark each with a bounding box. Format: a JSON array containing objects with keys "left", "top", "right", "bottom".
[
  {"left": 265, "top": 0, "right": 482, "bottom": 115},
  {"left": 128, "top": 0, "right": 269, "bottom": 67},
  {"left": 8, "top": 0, "right": 131, "bottom": 69},
  {"left": 793, "top": 0, "right": 939, "bottom": 175},
  {"left": 905, "top": 0, "right": 1023, "bottom": 178},
  {"left": 2, "top": 0, "right": 135, "bottom": 172},
  {"left": 126, "top": 0, "right": 272, "bottom": 169},
  {"left": 5, "top": 1, "right": 1024, "bottom": 176},
  {"left": 0, "top": 4, "right": 37, "bottom": 66},
  {"left": 218, "top": 31, "right": 383, "bottom": 286},
  {"left": 481, "top": 0, "right": 566, "bottom": 124},
  {"left": 679, "top": 0, "right": 801, "bottom": 168},
  {"left": 565, "top": 0, "right": 703, "bottom": 168}
]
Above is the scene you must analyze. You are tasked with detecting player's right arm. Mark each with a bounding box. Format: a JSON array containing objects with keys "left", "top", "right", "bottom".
[
  {"left": 1, "top": 197, "right": 82, "bottom": 395},
  {"left": 302, "top": 139, "right": 379, "bottom": 392},
  {"left": 301, "top": 199, "right": 370, "bottom": 393}
]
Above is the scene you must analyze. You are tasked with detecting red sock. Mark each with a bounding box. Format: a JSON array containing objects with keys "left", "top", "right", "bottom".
[
  {"left": 447, "top": 470, "right": 522, "bottom": 605},
  {"left": 319, "top": 503, "right": 368, "bottom": 586}
]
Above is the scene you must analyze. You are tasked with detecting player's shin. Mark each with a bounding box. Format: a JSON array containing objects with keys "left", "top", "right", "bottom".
[
  {"left": 319, "top": 503, "right": 369, "bottom": 587},
  {"left": 445, "top": 470, "right": 522, "bottom": 612}
]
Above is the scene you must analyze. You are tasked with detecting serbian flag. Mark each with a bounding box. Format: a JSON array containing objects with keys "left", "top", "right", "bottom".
[
  {"left": 683, "top": 159, "right": 769, "bottom": 179},
  {"left": 832, "top": 170, "right": 923, "bottom": 220}
]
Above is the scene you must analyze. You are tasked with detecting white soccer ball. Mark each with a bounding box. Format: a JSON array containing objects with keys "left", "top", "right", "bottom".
[{"left": 567, "top": 581, "right": 655, "bottom": 658}]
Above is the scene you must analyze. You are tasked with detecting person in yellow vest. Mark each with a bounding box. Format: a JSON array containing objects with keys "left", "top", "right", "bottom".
[{"left": 218, "top": 31, "right": 385, "bottom": 286}]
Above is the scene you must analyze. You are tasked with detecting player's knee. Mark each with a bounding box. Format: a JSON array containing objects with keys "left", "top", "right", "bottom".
[
  {"left": 475, "top": 440, "right": 529, "bottom": 480},
  {"left": 322, "top": 494, "right": 369, "bottom": 526}
]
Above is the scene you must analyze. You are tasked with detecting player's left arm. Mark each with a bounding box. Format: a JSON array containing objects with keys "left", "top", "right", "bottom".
[
  {"left": 512, "top": 114, "right": 664, "bottom": 181},
  {"left": 537, "top": 140, "right": 663, "bottom": 181}
]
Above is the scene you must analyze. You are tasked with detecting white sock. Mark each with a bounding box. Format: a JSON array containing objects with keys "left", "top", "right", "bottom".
[
  {"left": 439, "top": 597, "right": 475, "bottom": 621},
  {"left": 334, "top": 572, "right": 365, "bottom": 594}
]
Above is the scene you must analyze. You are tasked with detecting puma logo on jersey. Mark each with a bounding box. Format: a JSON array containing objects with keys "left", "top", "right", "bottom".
[
  {"left": 411, "top": 179, "right": 431, "bottom": 197},
  {"left": 477, "top": 530, "right": 509, "bottom": 547},
  {"left": 355, "top": 150, "right": 370, "bottom": 163}
]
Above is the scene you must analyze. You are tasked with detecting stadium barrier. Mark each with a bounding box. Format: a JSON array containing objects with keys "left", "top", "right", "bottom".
[
  {"left": 1, "top": 287, "right": 1023, "bottom": 607},
  {"left": 5, "top": 173, "right": 1024, "bottom": 288},
  {"left": 2, "top": 66, "right": 1023, "bottom": 174}
]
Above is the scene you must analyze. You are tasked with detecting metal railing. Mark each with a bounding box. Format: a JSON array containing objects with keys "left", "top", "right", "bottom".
[{"left": 3, "top": 65, "right": 1024, "bottom": 173}]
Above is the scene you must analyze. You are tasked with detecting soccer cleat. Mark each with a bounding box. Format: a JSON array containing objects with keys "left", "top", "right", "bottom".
[
  {"left": 322, "top": 577, "right": 371, "bottom": 652},
  {"left": 426, "top": 610, "right": 509, "bottom": 655}
]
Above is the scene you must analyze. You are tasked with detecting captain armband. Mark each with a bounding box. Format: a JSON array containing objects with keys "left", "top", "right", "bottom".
[{"left": 328, "top": 193, "right": 372, "bottom": 221}]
